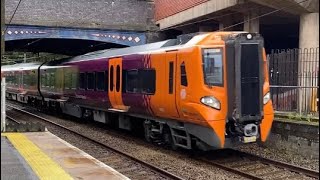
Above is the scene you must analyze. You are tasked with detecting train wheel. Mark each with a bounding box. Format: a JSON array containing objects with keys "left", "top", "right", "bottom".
[{"left": 143, "top": 120, "right": 152, "bottom": 143}]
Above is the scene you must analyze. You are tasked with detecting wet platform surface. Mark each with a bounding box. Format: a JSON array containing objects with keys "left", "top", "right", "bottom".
[
  {"left": 1, "top": 132, "right": 129, "bottom": 180},
  {"left": 1, "top": 137, "right": 38, "bottom": 180}
]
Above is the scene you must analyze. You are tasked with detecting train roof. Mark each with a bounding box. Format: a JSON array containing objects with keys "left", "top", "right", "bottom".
[
  {"left": 67, "top": 31, "right": 248, "bottom": 62},
  {"left": 2, "top": 31, "right": 250, "bottom": 69},
  {"left": 1, "top": 62, "right": 41, "bottom": 72},
  {"left": 68, "top": 39, "right": 174, "bottom": 62}
]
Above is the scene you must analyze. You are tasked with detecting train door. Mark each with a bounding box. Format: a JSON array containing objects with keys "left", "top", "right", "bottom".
[
  {"left": 108, "top": 57, "right": 128, "bottom": 112},
  {"left": 165, "top": 51, "right": 180, "bottom": 118},
  {"left": 175, "top": 52, "right": 190, "bottom": 119}
]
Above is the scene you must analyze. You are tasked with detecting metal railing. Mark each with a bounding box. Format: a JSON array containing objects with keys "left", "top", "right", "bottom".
[{"left": 268, "top": 48, "right": 319, "bottom": 115}]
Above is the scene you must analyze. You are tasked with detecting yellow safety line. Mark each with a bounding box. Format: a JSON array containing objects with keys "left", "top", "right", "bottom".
[{"left": 2, "top": 133, "right": 73, "bottom": 180}]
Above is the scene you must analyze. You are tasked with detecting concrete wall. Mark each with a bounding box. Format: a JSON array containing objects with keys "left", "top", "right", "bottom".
[
  {"left": 265, "top": 119, "right": 319, "bottom": 159},
  {"left": 5, "top": 0, "right": 156, "bottom": 31}
]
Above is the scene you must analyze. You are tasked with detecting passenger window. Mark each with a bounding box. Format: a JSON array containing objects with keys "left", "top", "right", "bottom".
[
  {"left": 50, "top": 73, "right": 55, "bottom": 88},
  {"left": 126, "top": 70, "right": 139, "bottom": 93},
  {"left": 64, "top": 72, "right": 71, "bottom": 89},
  {"left": 71, "top": 73, "right": 77, "bottom": 89},
  {"left": 125, "top": 69, "right": 156, "bottom": 94},
  {"left": 79, "top": 73, "right": 85, "bottom": 89},
  {"left": 87, "top": 72, "right": 95, "bottom": 90},
  {"left": 30, "top": 72, "right": 36, "bottom": 86},
  {"left": 181, "top": 62, "right": 188, "bottom": 86},
  {"left": 41, "top": 74, "right": 46, "bottom": 87},
  {"left": 140, "top": 69, "right": 156, "bottom": 94},
  {"left": 116, "top": 65, "right": 120, "bottom": 92},
  {"left": 169, "top": 62, "right": 174, "bottom": 94},
  {"left": 96, "top": 71, "right": 105, "bottom": 91},
  {"left": 24, "top": 74, "right": 29, "bottom": 87},
  {"left": 105, "top": 71, "right": 109, "bottom": 91},
  {"left": 46, "top": 73, "right": 50, "bottom": 87},
  {"left": 110, "top": 66, "right": 114, "bottom": 91}
]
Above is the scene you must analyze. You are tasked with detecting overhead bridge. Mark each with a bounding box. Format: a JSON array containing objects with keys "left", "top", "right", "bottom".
[{"left": 5, "top": 25, "right": 147, "bottom": 55}]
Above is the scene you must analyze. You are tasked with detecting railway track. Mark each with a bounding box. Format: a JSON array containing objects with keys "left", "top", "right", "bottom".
[
  {"left": 6, "top": 115, "right": 22, "bottom": 125},
  {"left": 6, "top": 103, "right": 319, "bottom": 180},
  {"left": 199, "top": 149, "right": 319, "bottom": 180},
  {"left": 6, "top": 104, "right": 184, "bottom": 180}
]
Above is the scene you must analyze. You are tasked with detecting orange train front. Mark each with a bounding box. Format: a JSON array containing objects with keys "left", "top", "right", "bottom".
[{"left": 1, "top": 32, "right": 274, "bottom": 150}]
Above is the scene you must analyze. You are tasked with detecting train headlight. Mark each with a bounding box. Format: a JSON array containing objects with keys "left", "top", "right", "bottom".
[
  {"left": 263, "top": 92, "right": 271, "bottom": 105},
  {"left": 200, "top": 96, "right": 221, "bottom": 110},
  {"left": 246, "top": 33, "right": 252, "bottom": 40}
]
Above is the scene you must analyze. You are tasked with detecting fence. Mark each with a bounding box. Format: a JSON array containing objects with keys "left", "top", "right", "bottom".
[{"left": 268, "top": 47, "right": 319, "bottom": 115}]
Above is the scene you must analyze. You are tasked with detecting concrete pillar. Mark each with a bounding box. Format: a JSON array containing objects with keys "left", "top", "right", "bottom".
[
  {"left": 299, "top": 13, "right": 319, "bottom": 49},
  {"left": 298, "top": 13, "right": 319, "bottom": 114},
  {"left": 243, "top": 11, "right": 259, "bottom": 33}
]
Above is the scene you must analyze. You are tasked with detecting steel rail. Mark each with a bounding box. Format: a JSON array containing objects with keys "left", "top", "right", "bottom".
[
  {"left": 7, "top": 104, "right": 184, "bottom": 180},
  {"left": 231, "top": 149, "right": 319, "bottom": 179},
  {"left": 199, "top": 158, "right": 264, "bottom": 180},
  {"left": 6, "top": 115, "right": 21, "bottom": 124}
]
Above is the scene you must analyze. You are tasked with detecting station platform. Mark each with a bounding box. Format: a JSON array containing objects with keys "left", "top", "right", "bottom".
[{"left": 1, "top": 132, "right": 129, "bottom": 180}]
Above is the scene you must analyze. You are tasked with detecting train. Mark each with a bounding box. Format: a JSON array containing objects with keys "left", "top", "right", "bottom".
[{"left": 2, "top": 31, "right": 274, "bottom": 150}]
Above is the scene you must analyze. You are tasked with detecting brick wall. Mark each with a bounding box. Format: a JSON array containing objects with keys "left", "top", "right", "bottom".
[
  {"left": 155, "top": 0, "right": 208, "bottom": 21},
  {"left": 5, "top": 0, "right": 156, "bottom": 31}
]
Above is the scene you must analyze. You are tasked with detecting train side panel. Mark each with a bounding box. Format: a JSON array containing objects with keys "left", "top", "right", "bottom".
[{"left": 66, "top": 59, "right": 111, "bottom": 111}]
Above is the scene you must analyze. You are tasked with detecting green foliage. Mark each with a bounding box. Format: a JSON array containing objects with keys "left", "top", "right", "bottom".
[{"left": 278, "top": 112, "right": 318, "bottom": 123}]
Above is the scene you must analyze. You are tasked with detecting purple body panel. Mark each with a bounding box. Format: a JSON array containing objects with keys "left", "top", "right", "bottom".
[
  {"left": 64, "top": 58, "right": 111, "bottom": 110},
  {"left": 122, "top": 54, "right": 152, "bottom": 115},
  {"left": 61, "top": 53, "right": 153, "bottom": 115}
]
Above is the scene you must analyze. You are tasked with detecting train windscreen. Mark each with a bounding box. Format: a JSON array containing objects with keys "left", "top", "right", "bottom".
[{"left": 202, "top": 48, "right": 223, "bottom": 86}]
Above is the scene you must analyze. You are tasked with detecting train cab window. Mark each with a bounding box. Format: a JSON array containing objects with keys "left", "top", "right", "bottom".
[
  {"left": 180, "top": 62, "right": 188, "bottom": 86},
  {"left": 79, "top": 73, "right": 86, "bottom": 89},
  {"left": 202, "top": 48, "right": 223, "bottom": 86},
  {"left": 87, "top": 72, "right": 95, "bottom": 90},
  {"left": 140, "top": 69, "right": 156, "bottom": 94},
  {"left": 96, "top": 71, "right": 105, "bottom": 91},
  {"left": 126, "top": 70, "right": 139, "bottom": 93},
  {"left": 169, "top": 62, "right": 174, "bottom": 94}
]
